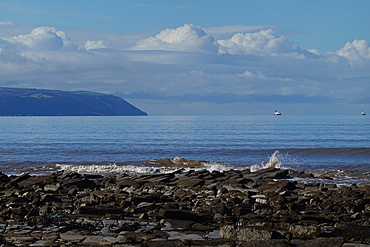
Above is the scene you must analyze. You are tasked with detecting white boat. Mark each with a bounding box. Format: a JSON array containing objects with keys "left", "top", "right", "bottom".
[
  {"left": 362, "top": 111, "right": 366, "bottom": 115},
  {"left": 274, "top": 110, "right": 282, "bottom": 115}
]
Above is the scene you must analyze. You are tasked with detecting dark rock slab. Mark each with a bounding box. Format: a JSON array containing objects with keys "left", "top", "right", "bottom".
[
  {"left": 158, "top": 209, "right": 209, "bottom": 223},
  {"left": 291, "top": 237, "right": 344, "bottom": 247},
  {"left": 62, "top": 178, "right": 97, "bottom": 190},
  {"left": 146, "top": 239, "right": 188, "bottom": 247},
  {"left": 78, "top": 206, "right": 124, "bottom": 215},
  {"left": 333, "top": 223, "right": 370, "bottom": 243},
  {"left": 236, "top": 239, "right": 291, "bottom": 247}
]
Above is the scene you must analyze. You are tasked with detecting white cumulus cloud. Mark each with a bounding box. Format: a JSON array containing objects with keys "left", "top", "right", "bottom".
[
  {"left": 218, "top": 29, "right": 305, "bottom": 57},
  {"left": 5, "top": 26, "right": 76, "bottom": 50},
  {"left": 335, "top": 39, "right": 370, "bottom": 65},
  {"left": 132, "top": 24, "right": 219, "bottom": 53}
]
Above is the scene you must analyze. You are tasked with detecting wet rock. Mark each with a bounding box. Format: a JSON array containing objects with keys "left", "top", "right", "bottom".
[
  {"left": 9, "top": 173, "right": 31, "bottom": 184},
  {"left": 253, "top": 168, "right": 291, "bottom": 180},
  {"left": 0, "top": 172, "right": 11, "bottom": 184},
  {"left": 53, "top": 170, "right": 82, "bottom": 179}
]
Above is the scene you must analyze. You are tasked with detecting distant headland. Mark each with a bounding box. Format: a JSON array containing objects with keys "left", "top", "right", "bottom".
[{"left": 0, "top": 87, "right": 147, "bottom": 116}]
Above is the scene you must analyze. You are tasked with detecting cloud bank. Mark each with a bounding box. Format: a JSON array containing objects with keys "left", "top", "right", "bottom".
[
  {"left": 84, "top": 40, "right": 107, "bottom": 50},
  {"left": 1, "top": 23, "right": 370, "bottom": 115}
]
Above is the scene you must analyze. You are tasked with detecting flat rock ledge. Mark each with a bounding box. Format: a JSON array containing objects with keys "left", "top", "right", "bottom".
[{"left": 0, "top": 168, "right": 370, "bottom": 246}]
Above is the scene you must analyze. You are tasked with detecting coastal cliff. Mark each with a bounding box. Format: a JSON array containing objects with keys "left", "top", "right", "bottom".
[{"left": 0, "top": 87, "right": 147, "bottom": 116}]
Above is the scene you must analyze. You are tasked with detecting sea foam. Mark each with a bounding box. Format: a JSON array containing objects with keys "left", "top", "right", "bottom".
[{"left": 56, "top": 158, "right": 233, "bottom": 175}]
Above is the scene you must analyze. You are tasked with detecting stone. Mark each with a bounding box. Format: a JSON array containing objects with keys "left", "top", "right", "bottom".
[
  {"left": 44, "top": 183, "right": 60, "bottom": 192},
  {"left": 291, "top": 237, "right": 344, "bottom": 247},
  {"left": 59, "top": 232, "right": 86, "bottom": 242},
  {"left": 220, "top": 225, "right": 273, "bottom": 241},
  {"left": 254, "top": 168, "right": 290, "bottom": 180},
  {"left": 342, "top": 244, "right": 370, "bottom": 247},
  {"left": 167, "top": 231, "right": 204, "bottom": 241},
  {"left": 62, "top": 178, "right": 97, "bottom": 190},
  {"left": 101, "top": 236, "right": 123, "bottom": 244},
  {"left": 54, "top": 170, "right": 82, "bottom": 180},
  {"left": 175, "top": 178, "right": 205, "bottom": 188},
  {"left": 82, "top": 236, "right": 105, "bottom": 245},
  {"left": 237, "top": 239, "right": 290, "bottom": 247},
  {"left": 333, "top": 223, "right": 370, "bottom": 243},
  {"left": 78, "top": 206, "right": 123, "bottom": 215},
  {"left": 10, "top": 173, "right": 31, "bottom": 184},
  {"left": 194, "top": 204, "right": 225, "bottom": 216},
  {"left": 29, "top": 240, "right": 55, "bottom": 247},
  {"left": 146, "top": 239, "right": 187, "bottom": 247},
  {"left": 157, "top": 209, "right": 207, "bottom": 223},
  {"left": 282, "top": 224, "right": 320, "bottom": 238},
  {"left": 160, "top": 219, "right": 195, "bottom": 231}
]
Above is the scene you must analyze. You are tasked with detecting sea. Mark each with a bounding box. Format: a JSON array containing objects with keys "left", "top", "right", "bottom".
[{"left": 0, "top": 115, "right": 369, "bottom": 184}]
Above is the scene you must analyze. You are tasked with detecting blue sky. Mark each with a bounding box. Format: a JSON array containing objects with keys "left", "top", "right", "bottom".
[
  {"left": 2, "top": 0, "right": 369, "bottom": 50},
  {"left": 0, "top": 0, "right": 370, "bottom": 115}
]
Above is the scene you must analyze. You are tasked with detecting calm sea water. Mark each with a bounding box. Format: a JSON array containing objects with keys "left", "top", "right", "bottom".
[{"left": 0, "top": 115, "right": 369, "bottom": 177}]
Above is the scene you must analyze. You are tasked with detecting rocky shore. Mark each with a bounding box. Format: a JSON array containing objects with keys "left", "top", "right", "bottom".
[{"left": 0, "top": 167, "right": 369, "bottom": 247}]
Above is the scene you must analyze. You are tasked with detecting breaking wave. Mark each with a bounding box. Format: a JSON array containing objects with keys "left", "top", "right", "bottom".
[{"left": 250, "top": 150, "right": 282, "bottom": 172}]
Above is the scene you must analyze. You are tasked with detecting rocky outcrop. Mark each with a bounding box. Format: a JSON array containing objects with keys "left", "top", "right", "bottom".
[{"left": 0, "top": 168, "right": 369, "bottom": 246}]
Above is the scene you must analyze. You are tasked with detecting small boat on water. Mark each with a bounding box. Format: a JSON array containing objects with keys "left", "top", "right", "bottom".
[
  {"left": 362, "top": 111, "right": 366, "bottom": 115},
  {"left": 274, "top": 110, "right": 282, "bottom": 115}
]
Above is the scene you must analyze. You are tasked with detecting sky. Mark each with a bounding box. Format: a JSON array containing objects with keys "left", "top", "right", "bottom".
[{"left": 0, "top": 0, "right": 370, "bottom": 115}]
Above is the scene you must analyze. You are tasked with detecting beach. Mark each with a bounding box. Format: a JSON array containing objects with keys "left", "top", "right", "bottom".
[{"left": 1, "top": 165, "right": 369, "bottom": 247}]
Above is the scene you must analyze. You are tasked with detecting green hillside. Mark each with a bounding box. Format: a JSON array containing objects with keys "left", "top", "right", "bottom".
[{"left": 0, "top": 87, "right": 147, "bottom": 116}]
